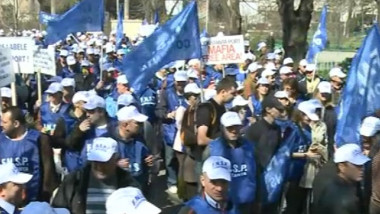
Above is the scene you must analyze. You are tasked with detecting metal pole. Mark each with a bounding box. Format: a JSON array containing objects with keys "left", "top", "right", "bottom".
[
  {"left": 51, "top": 0, "right": 56, "bottom": 14},
  {"left": 124, "top": 0, "right": 130, "bottom": 19}
]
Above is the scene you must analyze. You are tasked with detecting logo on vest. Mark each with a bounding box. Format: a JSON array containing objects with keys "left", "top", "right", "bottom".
[
  {"left": 1, "top": 157, "right": 30, "bottom": 172},
  {"left": 231, "top": 163, "right": 248, "bottom": 178}
]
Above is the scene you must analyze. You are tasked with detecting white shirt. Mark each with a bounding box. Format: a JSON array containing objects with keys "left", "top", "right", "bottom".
[{"left": 0, "top": 198, "right": 15, "bottom": 214}]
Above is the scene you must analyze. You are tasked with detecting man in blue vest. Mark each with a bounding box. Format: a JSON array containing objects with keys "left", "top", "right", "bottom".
[
  {"left": 178, "top": 156, "right": 239, "bottom": 214},
  {"left": 0, "top": 107, "right": 59, "bottom": 202},
  {"left": 105, "top": 75, "right": 133, "bottom": 118},
  {"left": 155, "top": 70, "right": 188, "bottom": 194},
  {"left": 0, "top": 163, "right": 32, "bottom": 214},
  {"left": 39, "top": 82, "right": 74, "bottom": 136},
  {"left": 113, "top": 106, "right": 153, "bottom": 193},
  {"left": 205, "top": 111, "right": 257, "bottom": 213}
]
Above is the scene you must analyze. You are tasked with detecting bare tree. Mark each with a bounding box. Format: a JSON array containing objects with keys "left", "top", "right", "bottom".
[{"left": 277, "top": 0, "right": 313, "bottom": 63}]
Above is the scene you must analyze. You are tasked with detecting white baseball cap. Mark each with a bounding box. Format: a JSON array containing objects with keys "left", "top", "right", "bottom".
[
  {"left": 106, "top": 187, "right": 161, "bottom": 214},
  {"left": 107, "top": 67, "right": 116, "bottom": 72},
  {"left": 244, "top": 52, "right": 255, "bottom": 61},
  {"left": 87, "top": 137, "right": 118, "bottom": 162},
  {"left": 247, "top": 62, "right": 259, "bottom": 73},
  {"left": 297, "top": 100, "right": 320, "bottom": 121},
  {"left": 266, "top": 53, "right": 276, "bottom": 60},
  {"left": 117, "top": 75, "right": 128, "bottom": 84},
  {"left": 72, "top": 91, "right": 88, "bottom": 104},
  {"left": 334, "top": 144, "right": 370, "bottom": 165},
  {"left": 117, "top": 94, "right": 136, "bottom": 106},
  {"left": 204, "top": 89, "right": 216, "bottom": 101},
  {"left": 264, "top": 62, "right": 277, "bottom": 71},
  {"left": 45, "top": 82, "right": 63, "bottom": 94},
  {"left": 59, "top": 50, "right": 68, "bottom": 57},
  {"left": 117, "top": 106, "right": 148, "bottom": 122},
  {"left": 232, "top": 95, "right": 249, "bottom": 107},
  {"left": 318, "top": 81, "right": 332, "bottom": 94},
  {"left": 261, "top": 69, "right": 276, "bottom": 78},
  {"left": 81, "top": 60, "right": 90, "bottom": 67},
  {"left": 184, "top": 83, "right": 201, "bottom": 94},
  {"left": 21, "top": 202, "right": 69, "bottom": 214},
  {"left": 188, "top": 59, "right": 200, "bottom": 67},
  {"left": 202, "top": 156, "right": 231, "bottom": 182},
  {"left": 299, "top": 59, "right": 308, "bottom": 67},
  {"left": 187, "top": 69, "right": 198, "bottom": 79},
  {"left": 329, "top": 67, "right": 346, "bottom": 78},
  {"left": 61, "top": 78, "right": 75, "bottom": 88},
  {"left": 274, "top": 91, "right": 289, "bottom": 99},
  {"left": 106, "top": 45, "right": 115, "bottom": 54},
  {"left": 306, "top": 64, "right": 316, "bottom": 71},
  {"left": 283, "top": 57, "right": 294, "bottom": 65},
  {"left": 221, "top": 111, "right": 243, "bottom": 127},
  {"left": 279, "top": 66, "right": 293, "bottom": 75},
  {"left": 360, "top": 116, "right": 380, "bottom": 137},
  {"left": 83, "top": 95, "right": 105, "bottom": 110},
  {"left": 116, "top": 49, "right": 125, "bottom": 55},
  {"left": 257, "top": 76, "right": 270, "bottom": 85},
  {"left": 66, "top": 55, "right": 76, "bottom": 66},
  {"left": 174, "top": 70, "right": 188, "bottom": 82},
  {"left": 1, "top": 87, "right": 12, "bottom": 98},
  {"left": 0, "top": 162, "right": 32, "bottom": 185},
  {"left": 86, "top": 48, "right": 95, "bottom": 55},
  {"left": 257, "top": 42, "right": 267, "bottom": 51}
]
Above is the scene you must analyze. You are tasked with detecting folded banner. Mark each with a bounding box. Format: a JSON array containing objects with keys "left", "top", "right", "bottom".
[
  {"left": 116, "top": 4, "right": 124, "bottom": 49},
  {"left": 121, "top": 1, "right": 201, "bottom": 94},
  {"left": 336, "top": 24, "right": 380, "bottom": 146},
  {"left": 39, "top": 11, "right": 60, "bottom": 25},
  {"left": 45, "top": 0, "right": 104, "bottom": 44},
  {"left": 306, "top": 5, "right": 328, "bottom": 63}
]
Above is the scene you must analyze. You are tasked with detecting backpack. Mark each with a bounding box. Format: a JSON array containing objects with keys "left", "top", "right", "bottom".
[{"left": 180, "top": 102, "right": 217, "bottom": 147}]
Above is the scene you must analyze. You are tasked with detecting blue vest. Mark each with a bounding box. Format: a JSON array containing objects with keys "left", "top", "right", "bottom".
[
  {"left": 0, "top": 130, "right": 41, "bottom": 201},
  {"left": 162, "top": 88, "right": 185, "bottom": 146},
  {"left": 185, "top": 195, "right": 240, "bottom": 214},
  {"left": 139, "top": 88, "right": 157, "bottom": 123},
  {"left": 288, "top": 124, "right": 312, "bottom": 181},
  {"left": 209, "top": 137, "right": 257, "bottom": 204},
  {"left": 40, "top": 102, "right": 75, "bottom": 135},
  {"left": 117, "top": 138, "right": 150, "bottom": 183},
  {"left": 250, "top": 95, "right": 262, "bottom": 117}
]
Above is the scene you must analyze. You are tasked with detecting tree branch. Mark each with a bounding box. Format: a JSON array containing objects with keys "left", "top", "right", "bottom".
[{"left": 168, "top": 0, "right": 180, "bottom": 17}]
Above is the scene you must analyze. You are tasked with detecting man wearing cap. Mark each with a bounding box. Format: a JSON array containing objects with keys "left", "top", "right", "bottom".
[
  {"left": 1, "top": 87, "right": 12, "bottom": 110},
  {"left": 243, "top": 63, "right": 260, "bottom": 99},
  {"left": 0, "top": 163, "right": 32, "bottom": 214},
  {"left": 329, "top": 67, "right": 346, "bottom": 106},
  {"left": 52, "top": 137, "right": 139, "bottom": 214},
  {"left": 111, "top": 106, "right": 153, "bottom": 193},
  {"left": 298, "top": 64, "right": 321, "bottom": 98},
  {"left": 62, "top": 55, "right": 79, "bottom": 78},
  {"left": 39, "top": 82, "right": 76, "bottom": 136},
  {"left": 296, "top": 59, "right": 308, "bottom": 82},
  {"left": 66, "top": 95, "right": 116, "bottom": 172},
  {"left": 178, "top": 156, "right": 239, "bottom": 214},
  {"left": 245, "top": 96, "right": 284, "bottom": 213},
  {"left": 203, "top": 112, "right": 257, "bottom": 213},
  {"left": 155, "top": 70, "right": 188, "bottom": 193},
  {"left": 313, "top": 144, "right": 370, "bottom": 214},
  {"left": 74, "top": 60, "right": 97, "bottom": 91},
  {"left": 0, "top": 107, "right": 59, "bottom": 202},
  {"left": 61, "top": 78, "right": 75, "bottom": 104}
]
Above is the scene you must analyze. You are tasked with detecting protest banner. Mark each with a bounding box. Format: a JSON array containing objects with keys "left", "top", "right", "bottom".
[
  {"left": 206, "top": 35, "right": 245, "bottom": 65},
  {"left": 0, "top": 37, "right": 34, "bottom": 74},
  {"left": 34, "top": 48, "right": 56, "bottom": 76},
  {"left": 0, "top": 48, "right": 15, "bottom": 87}
]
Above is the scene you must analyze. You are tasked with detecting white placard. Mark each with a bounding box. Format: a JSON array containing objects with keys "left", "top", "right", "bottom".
[
  {"left": 34, "top": 48, "right": 56, "bottom": 76},
  {"left": 0, "top": 37, "right": 34, "bottom": 73},
  {"left": 207, "top": 35, "right": 245, "bottom": 65},
  {"left": 0, "top": 49, "right": 15, "bottom": 87}
]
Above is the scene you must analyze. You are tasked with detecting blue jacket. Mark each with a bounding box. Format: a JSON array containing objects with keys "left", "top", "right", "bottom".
[
  {"left": 185, "top": 195, "right": 240, "bottom": 214},
  {"left": 40, "top": 102, "right": 76, "bottom": 135}
]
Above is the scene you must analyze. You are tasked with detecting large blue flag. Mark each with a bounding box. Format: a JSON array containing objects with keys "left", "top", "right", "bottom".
[
  {"left": 45, "top": 0, "right": 104, "bottom": 44},
  {"left": 336, "top": 24, "right": 380, "bottom": 146},
  {"left": 306, "top": 5, "right": 328, "bottom": 63},
  {"left": 116, "top": 4, "right": 124, "bottom": 49},
  {"left": 121, "top": 1, "right": 201, "bottom": 94},
  {"left": 39, "top": 11, "right": 60, "bottom": 25}
]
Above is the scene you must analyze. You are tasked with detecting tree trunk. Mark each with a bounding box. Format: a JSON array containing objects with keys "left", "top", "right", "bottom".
[{"left": 278, "top": 0, "right": 314, "bottom": 63}]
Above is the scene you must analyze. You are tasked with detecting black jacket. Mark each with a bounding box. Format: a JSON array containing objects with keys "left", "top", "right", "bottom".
[{"left": 52, "top": 165, "right": 139, "bottom": 214}]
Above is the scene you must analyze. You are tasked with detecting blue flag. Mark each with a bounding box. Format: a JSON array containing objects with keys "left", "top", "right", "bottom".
[
  {"left": 335, "top": 24, "right": 380, "bottom": 146},
  {"left": 121, "top": 1, "right": 201, "bottom": 94},
  {"left": 45, "top": 0, "right": 104, "bottom": 44},
  {"left": 39, "top": 11, "right": 60, "bottom": 25},
  {"left": 154, "top": 10, "right": 160, "bottom": 24},
  {"left": 200, "top": 28, "right": 208, "bottom": 38},
  {"left": 306, "top": 5, "right": 328, "bottom": 63},
  {"left": 116, "top": 4, "right": 124, "bottom": 49}
]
